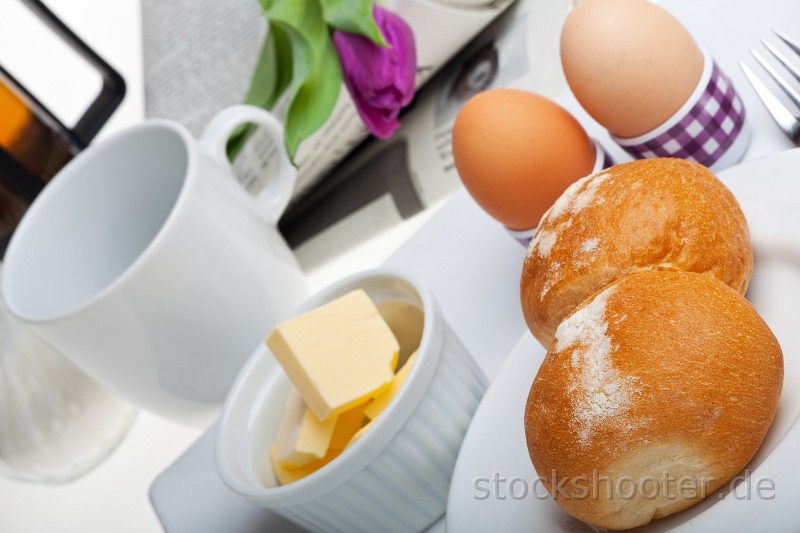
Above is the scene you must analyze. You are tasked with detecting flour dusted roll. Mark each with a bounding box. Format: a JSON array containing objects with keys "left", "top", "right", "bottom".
[
  {"left": 521, "top": 158, "right": 752, "bottom": 349},
  {"left": 524, "top": 271, "right": 783, "bottom": 530}
]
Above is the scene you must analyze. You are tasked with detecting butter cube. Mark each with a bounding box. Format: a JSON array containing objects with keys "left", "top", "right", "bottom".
[
  {"left": 274, "top": 388, "right": 337, "bottom": 467},
  {"left": 364, "top": 351, "right": 417, "bottom": 421},
  {"left": 328, "top": 402, "right": 368, "bottom": 451},
  {"left": 267, "top": 290, "right": 399, "bottom": 421},
  {"left": 345, "top": 352, "right": 418, "bottom": 450},
  {"left": 270, "top": 445, "right": 341, "bottom": 486}
]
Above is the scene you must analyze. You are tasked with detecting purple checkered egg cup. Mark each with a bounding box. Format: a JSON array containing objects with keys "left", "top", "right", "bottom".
[
  {"left": 612, "top": 50, "right": 749, "bottom": 171},
  {"left": 508, "top": 139, "right": 614, "bottom": 247}
]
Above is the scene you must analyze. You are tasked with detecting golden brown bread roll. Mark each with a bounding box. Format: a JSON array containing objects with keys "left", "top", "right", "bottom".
[
  {"left": 524, "top": 270, "right": 783, "bottom": 530},
  {"left": 520, "top": 158, "right": 753, "bottom": 349}
]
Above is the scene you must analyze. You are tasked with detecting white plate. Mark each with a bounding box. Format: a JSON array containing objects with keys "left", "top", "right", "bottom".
[{"left": 446, "top": 148, "right": 800, "bottom": 532}]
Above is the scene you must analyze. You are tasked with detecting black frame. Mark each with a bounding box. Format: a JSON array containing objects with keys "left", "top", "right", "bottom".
[{"left": 2, "top": 0, "right": 126, "bottom": 149}]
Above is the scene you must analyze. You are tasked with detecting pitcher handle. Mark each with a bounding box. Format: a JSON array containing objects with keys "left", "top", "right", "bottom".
[{"left": 200, "top": 105, "right": 297, "bottom": 224}]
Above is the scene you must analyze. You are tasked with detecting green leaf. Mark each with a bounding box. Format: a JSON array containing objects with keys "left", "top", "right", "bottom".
[
  {"left": 320, "top": 0, "right": 387, "bottom": 46},
  {"left": 282, "top": 32, "right": 342, "bottom": 157},
  {"left": 246, "top": 25, "right": 291, "bottom": 109},
  {"left": 226, "top": 24, "right": 293, "bottom": 159},
  {"left": 260, "top": 0, "right": 342, "bottom": 159}
]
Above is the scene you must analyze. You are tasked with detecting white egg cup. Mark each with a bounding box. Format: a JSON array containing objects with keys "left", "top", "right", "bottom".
[{"left": 215, "top": 268, "right": 488, "bottom": 533}]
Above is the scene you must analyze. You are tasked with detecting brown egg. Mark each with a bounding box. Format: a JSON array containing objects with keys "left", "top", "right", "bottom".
[
  {"left": 561, "top": 0, "right": 704, "bottom": 138},
  {"left": 452, "top": 89, "right": 596, "bottom": 231}
]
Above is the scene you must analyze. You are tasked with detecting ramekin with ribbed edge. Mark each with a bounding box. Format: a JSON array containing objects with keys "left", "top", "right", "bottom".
[{"left": 215, "top": 268, "right": 488, "bottom": 533}]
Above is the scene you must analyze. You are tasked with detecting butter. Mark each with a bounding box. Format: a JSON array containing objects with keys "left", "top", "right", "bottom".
[
  {"left": 364, "top": 351, "right": 418, "bottom": 421},
  {"left": 267, "top": 290, "right": 399, "bottom": 421},
  {"left": 345, "top": 420, "right": 373, "bottom": 450},
  {"left": 274, "top": 388, "right": 337, "bottom": 467},
  {"left": 270, "top": 445, "right": 341, "bottom": 486},
  {"left": 328, "top": 402, "right": 368, "bottom": 451},
  {"left": 346, "top": 351, "right": 418, "bottom": 450}
]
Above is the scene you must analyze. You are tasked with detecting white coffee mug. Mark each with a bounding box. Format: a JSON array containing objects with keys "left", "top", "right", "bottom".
[{"left": 1, "top": 105, "right": 308, "bottom": 424}]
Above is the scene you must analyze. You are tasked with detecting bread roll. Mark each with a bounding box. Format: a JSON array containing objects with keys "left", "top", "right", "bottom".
[
  {"left": 524, "top": 271, "right": 783, "bottom": 530},
  {"left": 520, "top": 158, "right": 752, "bottom": 349}
]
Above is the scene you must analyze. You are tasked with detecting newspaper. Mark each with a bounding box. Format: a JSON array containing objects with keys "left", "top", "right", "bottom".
[
  {"left": 276, "top": 0, "right": 575, "bottom": 250},
  {"left": 398, "top": 0, "right": 574, "bottom": 208},
  {"left": 300, "top": 0, "right": 574, "bottom": 214},
  {"left": 141, "top": 0, "right": 515, "bottom": 200}
]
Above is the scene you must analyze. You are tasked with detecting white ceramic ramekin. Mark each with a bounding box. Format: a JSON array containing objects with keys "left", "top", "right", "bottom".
[{"left": 215, "top": 268, "right": 488, "bottom": 532}]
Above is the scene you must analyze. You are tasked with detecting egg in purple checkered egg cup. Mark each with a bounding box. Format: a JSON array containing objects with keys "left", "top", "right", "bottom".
[
  {"left": 561, "top": 0, "right": 749, "bottom": 172},
  {"left": 611, "top": 50, "right": 749, "bottom": 171}
]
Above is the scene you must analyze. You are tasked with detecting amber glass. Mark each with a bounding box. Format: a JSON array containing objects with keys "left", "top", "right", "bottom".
[{"left": 0, "top": 80, "right": 75, "bottom": 255}]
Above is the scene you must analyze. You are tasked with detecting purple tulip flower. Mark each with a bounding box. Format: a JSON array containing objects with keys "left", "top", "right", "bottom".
[{"left": 333, "top": 5, "right": 416, "bottom": 139}]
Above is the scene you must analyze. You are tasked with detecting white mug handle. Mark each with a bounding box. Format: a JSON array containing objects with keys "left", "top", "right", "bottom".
[{"left": 200, "top": 105, "right": 296, "bottom": 224}]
